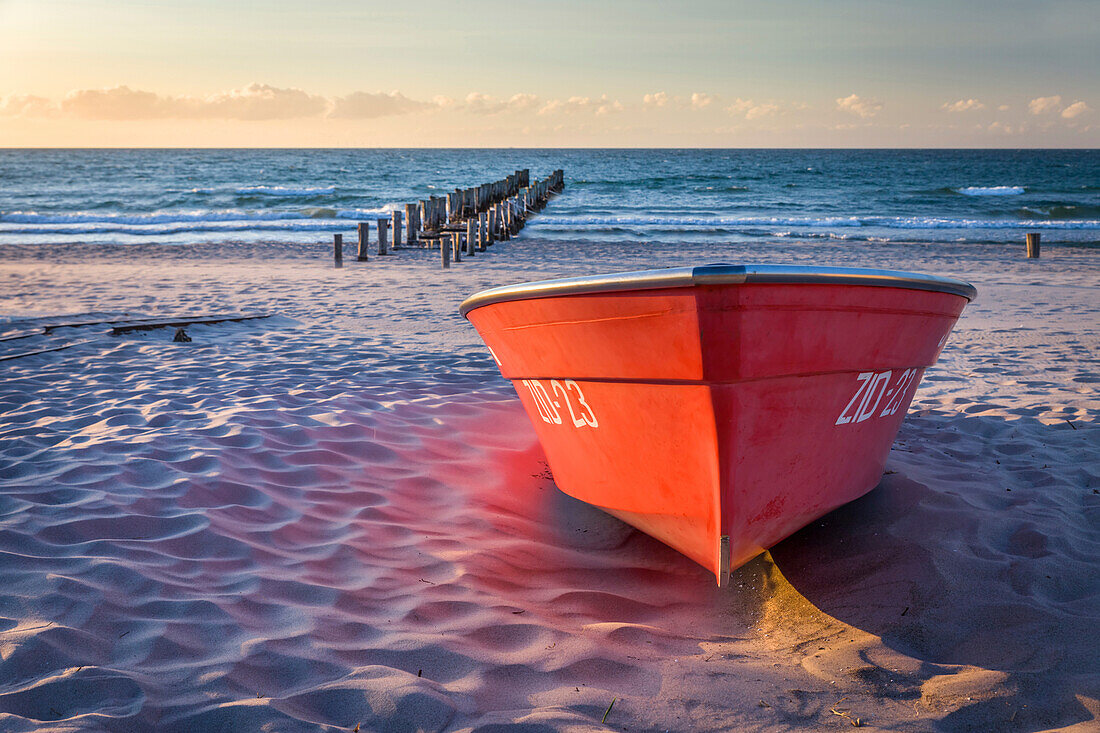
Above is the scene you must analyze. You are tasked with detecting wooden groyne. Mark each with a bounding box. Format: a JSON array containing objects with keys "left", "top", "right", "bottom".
[{"left": 335, "top": 168, "right": 565, "bottom": 268}]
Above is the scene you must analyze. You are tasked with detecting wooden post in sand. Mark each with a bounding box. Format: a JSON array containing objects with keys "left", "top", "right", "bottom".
[
  {"left": 334, "top": 233, "right": 344, "bottom": 268},
  {"left": 499, "top": 203, "right": 510, "bottom": 240},
  {"left": 452, "top": 232, "right": 462, "bottom": 262},
  {"left": 478, "top": 211, "right": 489, "bottom": 250},
  {"left": 466, "top": 218, "right": 477, "bottom": 256},
  {"left": 377, "top": 218, "right": 389, "bottom": 255},
  {"left": 441, "top": 235, "right": 450, "bottom": 268},
  {"left": 1026, "top": 232, "right": 1041, "bottom": 258},
  {"left": 392, "top": 210, "right": 403, "bottom": 250},
  {"left": 356, "top": 223, "right": 369, "bottom": 262}
]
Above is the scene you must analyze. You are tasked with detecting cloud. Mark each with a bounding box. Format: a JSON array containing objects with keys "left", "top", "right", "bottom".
[
  {"left": 726, "top": 98, "right": 780, "bottom": 119},
  {"left": 1062, "top": 101, "right": 1090, "bottom": 119},
  {"left": 690, "top": 92, "right": 715, "bottom": 110},
  {"left": 998, "top": 104, "right": 1010, "bottom": 112},
  {"left": 1027, "top": 95, "right": 1062, "bottom": 115},
  {"left": 201, "top": 83, "right": 328, "bottom": 120},
  {"left": 836, "top": 94, "right": 883, "bottom": 118},
  {"left": 942, "top": 99, "right": 985, "bottom": 112},
  {"left": 56, "top": 83, "right": 328, "bottom": 120},
  {"left": 0, "top": 94, "right": 56, "bottom": 116},
  {"left": 457, "top": 92, "right": 540, "bottom": 115},
  {"left": 643, "top": 92, "right": 716, "bottom": 110},
  {"left": 539, "top": 95, "right": 623, "bottom": 116},
  {"left": 60, "top": 86, "right": 169, "bottom": 119},
  {"left": 330, "top": 90, "right": 432, "bottom": 119}
]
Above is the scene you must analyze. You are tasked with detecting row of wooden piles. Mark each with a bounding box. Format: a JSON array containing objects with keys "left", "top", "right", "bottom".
[{"left": 334, "top": 168, "right": 565, "bottom": 269}]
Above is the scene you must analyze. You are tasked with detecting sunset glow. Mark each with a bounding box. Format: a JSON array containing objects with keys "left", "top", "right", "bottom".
[{"left": 1, "top": 0, "right": 1096, "bottom": 147}]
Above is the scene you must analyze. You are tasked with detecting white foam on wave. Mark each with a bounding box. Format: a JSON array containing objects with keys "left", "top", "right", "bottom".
[
  {"left": 0, "top": 220, "right": 360, "bottom": 236},
  {"left": 236, "top": 185, "right": 336, "bottom": 196},
  {"left": 0, "top": 209, "right": 307, "bottom": 225},
  {"left": 956, "top": 186, "right": 1026, "bottom": 196},
  {"left": 0, "top": 207, "right": 390, "bottom": 232},
  {"left": 530, "top": 214, "right": 1100, "bottom": 230}
]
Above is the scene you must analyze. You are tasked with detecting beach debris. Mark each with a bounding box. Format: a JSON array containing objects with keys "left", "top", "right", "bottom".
[
  {"left": 4, "top": 313, "right": 265, "bottom": 343},
  {"left": 829, "top": 697, "right": 863, "bottom": 727},
  {"left": 110, "top": 313, "right": 269, "bottom": 335},
  {"left": 1066, "top": 419, "right": 1077, "bottom": 430},
  {"left": 601, "top": 697, "right": 617, "bottom": 723},
  {"left": 758, "top": 700, "right": 771, "bottom": 708},
  {"left": 173, "top": 328, "right": 191, "bottom": 342},
  {"left": 0, "top": 330, "right": 41, "bottom": 343},
  {"left": 0, "top": 340, "right": 90, "bottom": 362}
]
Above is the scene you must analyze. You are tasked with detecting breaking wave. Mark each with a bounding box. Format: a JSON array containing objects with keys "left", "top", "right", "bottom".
[
  {"left": 955, "top": 186, "right": 1026, "bottom": 196},
  {"left": 529, "top": 214, "right": 1100, "bottom": 230}
]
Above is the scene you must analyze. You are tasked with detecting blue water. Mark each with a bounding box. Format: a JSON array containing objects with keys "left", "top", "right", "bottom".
[{"left": 1, "top": 149, "right": 1097, "bottom": 247}]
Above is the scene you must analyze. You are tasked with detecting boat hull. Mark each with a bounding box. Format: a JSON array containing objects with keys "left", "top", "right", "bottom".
[{"left": 463, "top": 266, "right": 974, "bottom": 584}]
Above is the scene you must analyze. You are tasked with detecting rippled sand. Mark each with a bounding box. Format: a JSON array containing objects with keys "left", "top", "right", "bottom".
[{"left": 1, "top": 238, "right": 1097, "bottom": 731}]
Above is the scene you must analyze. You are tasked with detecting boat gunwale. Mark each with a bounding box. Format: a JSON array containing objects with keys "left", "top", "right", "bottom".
[{"left": 459, "top": 264, "right": 978, "bottom": 317}]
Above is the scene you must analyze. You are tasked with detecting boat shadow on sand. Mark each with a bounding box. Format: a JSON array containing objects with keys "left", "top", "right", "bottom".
[
  {"left": 542, "top": 408, "right": 1098, "bottom": 732},
  {"left": 752, "top": 408, "right": 1099, "bottom": 733}
]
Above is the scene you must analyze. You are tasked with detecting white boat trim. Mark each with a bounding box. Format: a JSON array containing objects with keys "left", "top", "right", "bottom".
[{"left": 459, "top": 264, "right": 977, "bottom": 317}]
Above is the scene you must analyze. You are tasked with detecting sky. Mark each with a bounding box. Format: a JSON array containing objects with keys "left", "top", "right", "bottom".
[{"left": 0, "top": 0, "right": 1096, "bottom": 147}]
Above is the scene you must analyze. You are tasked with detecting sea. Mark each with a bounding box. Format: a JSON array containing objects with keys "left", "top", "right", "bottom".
[{"left": 0, "top": 149, "right": 1097, "bottom": 248}]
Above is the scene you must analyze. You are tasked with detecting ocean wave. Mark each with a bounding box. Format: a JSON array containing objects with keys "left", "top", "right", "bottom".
[
  {"left": 0, "top": 207, "right": 389, "bottom": 226},
  {"left": 530, "top": 214, "right": 1100, "bottom": 230},
  {"left": 0, "top": 210, "right": 301, "bottom": 225},
  {"left": 5, "top": 210, "right": 1097, "bottom": 237},
  {"left": 1017, "top": 204, "right": 1100, "bottom": 220},
  {"left": 235, "top": 185, "right": 337, "bottom": 196},
  {"left": 0, "top": 220, "right": 358, "bottom": 236},
  {"left": 956, "top": 186, "right": 1025, "bottom": 196}
]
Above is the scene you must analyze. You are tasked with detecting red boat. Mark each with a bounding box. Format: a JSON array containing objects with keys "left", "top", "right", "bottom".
[{"left": 461, "top": 264, "right": 976, "bottom": 585}]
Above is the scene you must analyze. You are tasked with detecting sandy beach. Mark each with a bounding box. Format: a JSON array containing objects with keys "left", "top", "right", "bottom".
[{"left": 1, "top": 236, "right": 1097, "bottom": 732}]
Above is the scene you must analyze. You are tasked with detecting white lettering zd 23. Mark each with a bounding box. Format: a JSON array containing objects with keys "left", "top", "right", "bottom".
[
  {"left": 835, "top": 368, "right": 918, "bottom": 426},
  {"left": 520, "top": 379, "right": 598, "bottom": 428}
]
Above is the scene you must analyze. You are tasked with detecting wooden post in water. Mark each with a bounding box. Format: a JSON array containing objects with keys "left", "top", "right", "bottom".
[
  {"left": 446, "top": 192, "right": 458, "bottom": 224},
  {"left": 334, "top": 233, "right": 343, "bottom": 268},
  {"left": 405, "top": 204, "right": 417, "bottom": 246},
  {"left": 356, "top": 223, "right": 369, "bottom": 261},
  {"left": 1026, "top": 232, "right": 1041, "bottom": 258},
  {"left": 466, "top": 218, "right": 476, "bottom": 256},
  {"left": 478, "top": 211, "right": 489, "bottom": 250},
  {"left": 392, "top": 210, "right": 402, "bottom": 249},
  {"left": 377, "top": 218, "right": 389, "bottom": 255}
]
